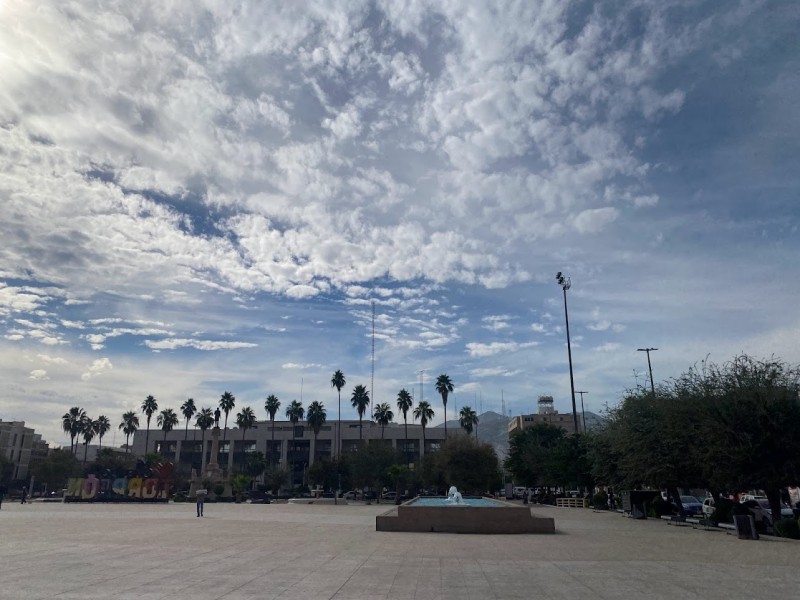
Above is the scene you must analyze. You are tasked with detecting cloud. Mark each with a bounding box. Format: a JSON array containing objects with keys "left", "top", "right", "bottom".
[
  {"left": 29, "top": 369, "right": 49, "bottom": 380},
  {"left": 465, "top": 341, "right": 539, "bottom": 358},
  {"left": 81, "top": 357, "right": 113, "bottom": 381},
  {"left": 470, "top": 367, "right": 522, "bottom": 378},
  {"left": 144, "top": 339, "right": 258, "bottom": 351},
  {"left": 572, "top": 207, "right": 619, "bottom": 234},
  {"left": 594, "top": 343, "right": 621, "bottom": 353},
  {"left": 281, "top": 362, "right": 323, "bottom": 370}
]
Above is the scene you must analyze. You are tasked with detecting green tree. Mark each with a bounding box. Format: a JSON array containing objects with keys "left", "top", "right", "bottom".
[
  {"left": 195, "top": 407, "right": 214, "bottom": 471},
  {"left": 244, "top": 451, "right": 266, "bottom": 479},
  {"left": 306, "top": 400, "right": 327, "bottom": 456},
  {"left": 118, "top": 410, "right": 139, "bottom": 454},
  {"left": 435, "top": 374, "right": 454, "bottom": 437},
  {"left": 180, "top": 398, "right": 197, "bottom": 441},
  {"left": 435, "top": 436, "right": 500, "bottom": 495},
  {"left": 157, "top": 408, "right": 179, "bottom": 455},
  {"left": 350, "top": 384, "right": 370, "bottom": 440},
  {"left": 505, "top": 423, "right": 565, "bottom": 488},
  {"left": 235, "top": 406, "right": 257, "bottom": 472},
  {"left": 285, "top": 400, "right": 305, "bottom": 480},
  {"left": 80, "top": 415, "right": 97, "bottom": 464},
  {"left": 31, "top": 448, "right": 82, "bottom": 491},
  {"left": 374, "top": 402, "right": 394, "bottom": 439},
  {"left": 331, "top": 370, "right": 346, "bottom": 456},
  {"left": 413, "top": 400, "right": 434, "bottom": 450},
  {"left": 264, "top": 465, "right": 289, "bottom": 495},
  {"left": 264, "top": 394, "right": 281, "bottom": 465},
  {"left": 140, "top": 395, "right": 158, "bottom": 453},
  {"left": 62, "top": 407, "right": 86, "bottom": 455},
  {"left": 459, "top": 406, "right": 479, "bottom": 438},
  {"left": 219, "top": 391, "right": 236, "bottom": 442},
  {"left": 688, "top": 355, "right": 800, "bottom": 525},
  {"left": 95, "top": 415, "right": 110, "bottom": 451},
  {"left": 350, "top": 442, "right": 398, "bottom": 497},
  {"left": 396, "top": 388, "right": 413, "bottom": 457}
]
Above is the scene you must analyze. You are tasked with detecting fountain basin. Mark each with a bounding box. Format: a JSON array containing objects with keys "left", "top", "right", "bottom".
[{"left": 376, "top": 497, "right": 555, "bottom": 534}]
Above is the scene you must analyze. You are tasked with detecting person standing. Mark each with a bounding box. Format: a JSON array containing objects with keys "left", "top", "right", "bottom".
[
  {"left": 195, "top": 488, "right": 207, "bottom": 517},
  {"left": 0, "top": 485, "right": 6, "bottom": 509},
  {"left": 20, "top": 486, "right": 27, "bottom": 504}
]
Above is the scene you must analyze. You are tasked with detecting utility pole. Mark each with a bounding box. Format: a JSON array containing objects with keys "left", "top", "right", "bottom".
[
  {"left": 556, "top": 272, "right": 579, "bottom": 434},
  {"left": 576, "top": 391, "right": 588, "bottom": 433},
  {"left": 637, "top": 348, "right": 658, "bottom": 395}
]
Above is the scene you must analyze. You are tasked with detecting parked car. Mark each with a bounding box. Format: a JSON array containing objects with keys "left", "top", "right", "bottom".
[
  {"left": 675, "top": 495, "right": 704, "bottom": 516},
  {"left": 342, "top": 490, "right": 361, "bottom": 500},
  {"left": 741, "top": 498, "right": 794, "bottom": 526},
  {"left": 382, "top": 491, "right": 397, "bottom": 501}
]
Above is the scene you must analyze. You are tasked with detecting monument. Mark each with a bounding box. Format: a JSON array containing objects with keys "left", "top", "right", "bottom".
[{"left": 189, "top": 414, "right": 231, "bottom": 498}]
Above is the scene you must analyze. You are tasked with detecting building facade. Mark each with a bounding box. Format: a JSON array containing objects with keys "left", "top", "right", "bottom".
[
  {"left": 507, "top": 395, "right": 605, "bottom": 437},
  {"left": 0, "top": 420, "right": 49, "bottom": 482},
  {"left": 130, "top": 418, "right": 449, "bottom": 484}
]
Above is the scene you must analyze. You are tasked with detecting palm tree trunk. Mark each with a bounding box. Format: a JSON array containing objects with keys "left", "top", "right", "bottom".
[
  {"left": 381, "top": 424, "right": 385, "bottom": 439},
  {"left": 83, "top": 443, "right": 88, "bottom": 464},
  {"left": 337, "top": 390, "right": 341, "bottom": 458},
  {"left": 404, "top": 415, "right": 408, "bottom": 462},
  {"left": 125, "top": 433, "right": 130, "bottom": 454},
  {"left": 241, "top": 428, "right": 246, "bottom": 473},
  {"left": 98, "top": 435, "right": 103, "bottom": 452},
  {"left": 200, "top": 430, "right": 207, "bottom": 473},
  {"left": 422, "top": 426, "right": 426, "bottom": 456},
  {"left": 185, "top": 420, "right": 189, "bottom": 441},
  {"left": 145, "top": 423, "right": 150, "bottom": 454},
  {"left": 359, "top": 416, "right": 363, "bottom": 440},
  {"left": 443, "top": 402, "right": 447, "bottom": 438}
]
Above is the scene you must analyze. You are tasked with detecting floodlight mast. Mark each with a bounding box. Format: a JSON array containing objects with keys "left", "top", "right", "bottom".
[
  {"left": 637, "top": 348, "right": 658, "bottom": 395},
  {"left": 556, "top": 272, "right": 579, "bottom": 434}
]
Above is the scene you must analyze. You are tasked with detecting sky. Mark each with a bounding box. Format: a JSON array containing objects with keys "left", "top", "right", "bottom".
[{"left": 1, "top": 0, "right": 799, "bottom": 449}]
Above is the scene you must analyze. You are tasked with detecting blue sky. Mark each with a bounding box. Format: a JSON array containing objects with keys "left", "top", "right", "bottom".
[{"left": 1, "top": 0, "right": 798, "bottom": 448}]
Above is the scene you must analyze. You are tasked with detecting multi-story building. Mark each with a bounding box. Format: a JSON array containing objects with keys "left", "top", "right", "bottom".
[
  {"left": 0, "top": 420, "right": 49, "bottom": 482},
  {"left": 507, "top": 395, "right": 605, "bottom": 437},
  {"left": 130, "top": 418, "right": 449, "bottom": 485}
]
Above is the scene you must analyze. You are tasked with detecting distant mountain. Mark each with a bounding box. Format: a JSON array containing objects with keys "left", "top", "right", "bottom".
[
  {"left": 435, "top": 409, "right": 606, "bottom": 460},
  {"left": 435, "top": 410, "right": 511, "bottom": 459}
]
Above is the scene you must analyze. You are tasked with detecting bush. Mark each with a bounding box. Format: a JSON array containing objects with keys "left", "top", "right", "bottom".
[
  {"left": 651, "top": 497, "right": 672, "bottom": 517},
  {"left": 213, "top": 484, "right": 225, "bottom": 497},
  {"left": 592, "top": 491, "right": 609, "bottom": 510},
  {"left": 774, "top": 518, "right": 800, "bottom": 539},
  {"left": 173, "top": 494, "right": 187, "bottom": 503}
]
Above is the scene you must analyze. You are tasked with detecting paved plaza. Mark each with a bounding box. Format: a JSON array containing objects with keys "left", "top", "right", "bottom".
[{"left": 1, "top": 501, "right": 799, "bottom": 599}]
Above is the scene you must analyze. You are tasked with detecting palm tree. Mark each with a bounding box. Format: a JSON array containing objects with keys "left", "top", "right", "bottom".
[
  {"left": 157, "top": 408, "right": 179, "bottom": 455},
  {"left": 141, "top": 395, "right": 158, "bottom": 453},
  {"left": 62, "top": 407, "right": 86, "bottom": 455},
  {"left": 374, "top": 402, "right": 393, "bottom": 439},
  {"left": 80, "top": 415, "right": 97, "bottom": 464},
  {"left": 435, "top": 374, "right": 454, "bottom": 437},
  {"left": 180, "top": 398, "right": 197, "bottom": 441},
  {"left": 219, "top": 391, "right": 236, "bottom": 442},
  {"left": 350, "top": 384, "right": 370, "bottom": 441},
  {"left": 264, "top": 394, "right": 281, "bottom": 465},
  {"left": 119, "top": 411, "right": 139, "bottom": 454},
  {"left": 195, "top": 407, "right": 214, "bottom": 472},
  {"left": 396, "top": 388, "right": 413, "bottom": 460},
  {"left": 285, "top": 400, "right": 305, "bottom": 481},
  {"left": 413, "top": 400, "right": 434, "bottom": 451},
  {"left": 306, "top": 401, "right": 327, "bottom": 458},
  {"left": 459, "top": 406, "right": 479, "bottom": 438},
  {"left": 235, "top": 406, "right": 257, "bottom": 472},
  {"left": 95, "top": 415, "right": 110, "bottom": 451},
  {"left": 331, "top": 370, "right": 346, "bottom": 456}
]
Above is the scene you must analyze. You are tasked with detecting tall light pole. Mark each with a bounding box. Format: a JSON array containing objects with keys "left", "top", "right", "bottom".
[
  {"left": 637, "top": 348, "right": 658, "bottom": 395},
  {"left": 576, "top": 391, "right": 588, "bottom": 432},
  {"left": 556, "top": 272, "right": 579, "bottom": 434}
]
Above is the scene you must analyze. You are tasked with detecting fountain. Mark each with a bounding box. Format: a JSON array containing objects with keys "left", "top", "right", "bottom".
[
  {"left": 376, "top": 487, "right": 556, "bottom": 534},
  {"left": 446, "top": 485, "right": 465, "bottom": 505}
]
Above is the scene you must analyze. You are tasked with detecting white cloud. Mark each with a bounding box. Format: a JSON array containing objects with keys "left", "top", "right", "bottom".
[
  {"left": 465, "top": 341, "right": 539, "bottom": 358},
  {"left": 29, "top": 369, "right": 49, "bottom": 380},
  {"left": 144, "top": 339, "right": 258, "bottom": 351},
  {"left": 81, "top": 357, "right": 113, "bottom": 381}
]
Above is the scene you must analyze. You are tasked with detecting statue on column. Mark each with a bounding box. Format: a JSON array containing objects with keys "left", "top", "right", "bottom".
[{"left": 214, "top": 408, "right": 221, "bottom": 427}]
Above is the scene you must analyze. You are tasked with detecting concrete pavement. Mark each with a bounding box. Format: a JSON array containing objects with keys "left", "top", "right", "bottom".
[{"left": 1, "top": 501, "right": 798, "bottom": 599}]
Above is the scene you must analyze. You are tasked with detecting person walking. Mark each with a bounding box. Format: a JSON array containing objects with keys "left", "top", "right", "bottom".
[
  {"left": 195, "top": 488, "right": 207, "bottom": 517},
  {"left": 20, "top": 486, "right": 27, "bottom": 504},
  {"left": 0, "top": 485, "right": 6, "bottom": 509}
]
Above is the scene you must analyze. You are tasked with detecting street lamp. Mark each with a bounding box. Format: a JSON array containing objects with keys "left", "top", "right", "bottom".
[
  {"left": 637, "top": 348, "right": 658, "bottom": 395},
  {"left": 556, "top": 272, "right": 579, "bottom": 434}
]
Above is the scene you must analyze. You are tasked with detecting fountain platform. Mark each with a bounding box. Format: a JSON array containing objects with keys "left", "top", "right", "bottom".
[{"left": 376, "top": 497, "right": 556, "bottom": 534}]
